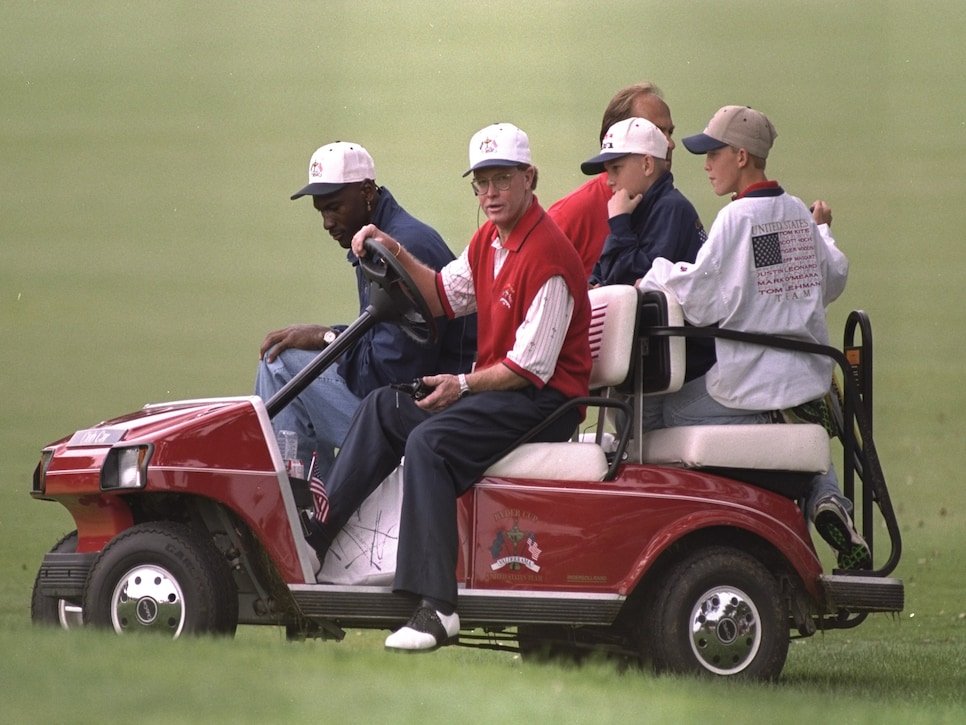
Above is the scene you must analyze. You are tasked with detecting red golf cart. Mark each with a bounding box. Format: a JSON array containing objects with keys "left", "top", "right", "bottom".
[{"left": 30, "top": 240, "right": 903, "bottom": 680}]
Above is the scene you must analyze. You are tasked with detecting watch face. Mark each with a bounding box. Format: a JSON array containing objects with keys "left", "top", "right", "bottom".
[{"left": 323, "top": 331, "right": 337, "bottom": 345}]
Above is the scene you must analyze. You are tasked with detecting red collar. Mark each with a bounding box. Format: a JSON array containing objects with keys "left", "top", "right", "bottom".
[{"left": 732, "top": 180, "right": 779, "bottom": 201}]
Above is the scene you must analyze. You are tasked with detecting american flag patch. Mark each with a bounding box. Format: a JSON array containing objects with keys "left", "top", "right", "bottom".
[
  {"left": 752, "top": 232, "right": 783, "bottom": 268},
  {"left": 527, "top": 534, "right": 542, "bottom": 561}
]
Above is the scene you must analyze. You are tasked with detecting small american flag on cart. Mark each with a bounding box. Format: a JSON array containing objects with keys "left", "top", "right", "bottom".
[{"left": 308, "top": 451, "right": 330, "bottom": 524}]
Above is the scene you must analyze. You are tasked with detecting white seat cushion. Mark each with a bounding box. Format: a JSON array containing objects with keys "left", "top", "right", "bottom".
[
  {"left": 483, "top": 442, "right": 608, "bottom": 481},
  {"left": 641, "top": 424, "right": 830, "bottom": 473}
]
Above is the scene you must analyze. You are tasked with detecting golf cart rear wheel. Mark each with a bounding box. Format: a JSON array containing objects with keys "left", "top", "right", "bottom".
[
  {"left": 31, "top": 530, "right": 84, "bottom": 630},
  {"left": 83, "top": 521, "right": 237, "bottom": 638},
  {"left": 644, "top": 546, "right": 788, "bottom": 681}
]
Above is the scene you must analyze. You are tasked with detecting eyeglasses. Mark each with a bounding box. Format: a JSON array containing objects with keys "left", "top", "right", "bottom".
[{"left": 471, "top": 171, "right": 517, "bottom": 195}]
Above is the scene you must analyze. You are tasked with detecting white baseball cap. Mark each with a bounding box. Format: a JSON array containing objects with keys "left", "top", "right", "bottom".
[
  {"left": 463, "top": 122, "right": 532, "bottom": 177},
  {"left": 291, "top": 141, "right": 376, "bottom": 200},
  {"left": 580, "top": 117, "right": 669, "bottom": 175}
]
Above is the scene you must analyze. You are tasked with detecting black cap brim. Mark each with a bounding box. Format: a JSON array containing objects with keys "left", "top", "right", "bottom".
[
  {"left": 681, "top": 133, "right": 728, "bottom": 155},
  {"left": 290, "top": 182, "right": 348, "bottom": 200},
  {"left": 580, "top": 151, "right": 629, "bottom": 176}
]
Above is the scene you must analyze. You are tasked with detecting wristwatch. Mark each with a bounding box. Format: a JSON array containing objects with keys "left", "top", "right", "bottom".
[
  {"left": 323, "top": 330, "right": 338, "bottom": 346},
  {"left": 458, "top": 373, "right": 472, "bottom": 398}
]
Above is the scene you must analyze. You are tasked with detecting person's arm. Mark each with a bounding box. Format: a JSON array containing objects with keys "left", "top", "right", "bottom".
[
  {"left": 638, "top": 213, "right": 730, "bottom": 327},
  {"left": 259, "top": 324, "right": 339, "bottom": 363},
  {"left": 418, "top": 276, "right": 573, "bottom": 412},
  {"left": 351, "top": 223, "right": 445, "bottom": 317},
  {"left": 594, "top": 188, "right": 646, "bottom": 286},
  {"left": 810, "top": 201, "right": 848, "bottom": 306}
]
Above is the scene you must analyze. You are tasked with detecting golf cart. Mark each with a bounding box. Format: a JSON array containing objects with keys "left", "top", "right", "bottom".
[{"left": 30, "top": 240, "right": 903, "bottom": 680}]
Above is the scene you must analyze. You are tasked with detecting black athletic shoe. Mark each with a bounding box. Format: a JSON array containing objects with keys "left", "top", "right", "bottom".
[{"left": 814, "top": 499, "right": 872, "bottom": 571}]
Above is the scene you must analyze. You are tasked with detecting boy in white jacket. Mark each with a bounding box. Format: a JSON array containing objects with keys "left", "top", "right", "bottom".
[{"left": 639, "top": 105, "right": 870, "bottom": 571}]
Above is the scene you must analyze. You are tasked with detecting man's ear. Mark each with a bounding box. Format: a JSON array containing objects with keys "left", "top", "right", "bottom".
[{"left": 735, "top": 147, "right": 749, "bottom": 169}]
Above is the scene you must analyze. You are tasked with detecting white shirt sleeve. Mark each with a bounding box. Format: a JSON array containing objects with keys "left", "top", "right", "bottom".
[
  {"left": 817, "top": 223, "right": 849, "bottom": 306},
  {"left": 639, "top": 213, "right": 729, "bottom": 328},
  {"left": 506, "top": 275, "right": 574, "bottom": 384},
  {"left": 438, "top": 246, "right": 477, "bottom": 316}
]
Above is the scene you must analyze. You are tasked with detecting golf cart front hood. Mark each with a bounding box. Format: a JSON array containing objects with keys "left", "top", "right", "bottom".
[{"left": 37, "top": 396, "right": 278, "bottom": 497}]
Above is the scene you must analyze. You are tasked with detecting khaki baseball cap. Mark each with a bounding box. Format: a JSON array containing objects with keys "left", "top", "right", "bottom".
[{"left": 682, "top": 105, "right": 778, "bottom": 159}]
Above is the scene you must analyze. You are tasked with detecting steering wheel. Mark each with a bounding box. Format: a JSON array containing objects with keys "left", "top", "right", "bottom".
[{"left": 358, "top": 238, "right": 438, "bottom": 346}]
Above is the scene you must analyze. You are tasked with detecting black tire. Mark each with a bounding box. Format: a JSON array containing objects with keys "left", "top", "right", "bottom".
[
  {"left": 83, "top": 522, "right": 237, "bottom": 637},
  {"left": 642, "top": 546, "right": 789, "bottom": 681},
  {"left": 30, "top": 531, "right": 84, "bottom": 630}
]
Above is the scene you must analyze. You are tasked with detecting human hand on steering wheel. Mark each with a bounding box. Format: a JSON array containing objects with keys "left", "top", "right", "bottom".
[{"left": 352, "top": 226, "right": 439, "bottom": 347}]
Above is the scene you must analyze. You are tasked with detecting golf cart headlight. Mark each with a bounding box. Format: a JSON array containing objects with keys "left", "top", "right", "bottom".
[
  {"left": 33, "top": 449, "right": 55, "bottom": 494},
  {"left": 101, "top": 445, "right": 152, "bottom": 491}
]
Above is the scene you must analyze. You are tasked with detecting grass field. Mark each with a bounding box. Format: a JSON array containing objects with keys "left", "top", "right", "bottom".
[{"left": 2, "top": 1, "right": 965, "bottom": 722}]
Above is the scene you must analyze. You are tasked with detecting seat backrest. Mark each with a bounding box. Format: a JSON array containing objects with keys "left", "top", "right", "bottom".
[
  {"left": 637, "top": 289, "right": 686, "bottom": 396},
  {"left": 587, "top": 285, "right": 639, "bottom": 390},
  {"left": 480, "top": 285, "right": 639, "bottom": 483}
]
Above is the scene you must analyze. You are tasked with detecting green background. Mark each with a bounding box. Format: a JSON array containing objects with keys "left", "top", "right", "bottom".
[{"left": 2, "top": 1, "right": 964, "bottom": 721}]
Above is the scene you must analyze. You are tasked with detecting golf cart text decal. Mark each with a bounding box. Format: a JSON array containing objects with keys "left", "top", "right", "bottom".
[
  {"left": 490, "top": 514, "right": 541, "bottom": 574},
  {"left": 66, "top": 428, "right": 126, "bottom": 447}
]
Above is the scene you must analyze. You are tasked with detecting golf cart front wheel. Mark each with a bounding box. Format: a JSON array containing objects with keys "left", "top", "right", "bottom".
[{"left": 83, "top": 521, "right": 237, "bottom": 637}]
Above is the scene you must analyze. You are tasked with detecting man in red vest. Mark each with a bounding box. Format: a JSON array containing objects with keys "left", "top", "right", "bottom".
[{"left": 306, "top": 122, "right": 592, "bottom": 651}]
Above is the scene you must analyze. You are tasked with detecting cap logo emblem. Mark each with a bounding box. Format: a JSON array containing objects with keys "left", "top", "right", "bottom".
[
  {"left": 479, "top": 136, "right": 498, "bottom": 155},
  {"left": 309, "top": 160, "right": 324, "bottom": 179}
]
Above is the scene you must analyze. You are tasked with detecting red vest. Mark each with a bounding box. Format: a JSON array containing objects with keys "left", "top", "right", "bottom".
[{"left": 460, "top": 198, "right": 591, "bottom": 401}]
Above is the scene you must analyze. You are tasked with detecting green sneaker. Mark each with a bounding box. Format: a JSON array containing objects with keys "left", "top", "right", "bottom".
[{"left": 814, "top": 499, "right": 872, "bottom": 571}]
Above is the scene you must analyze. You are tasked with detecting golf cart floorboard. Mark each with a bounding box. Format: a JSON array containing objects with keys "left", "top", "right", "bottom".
[
  {"left": 289, "top": 585, "right": 623, "bottom": 627},
  {"left": 820, "top": 574, "right": 904, "bottom": 612}
]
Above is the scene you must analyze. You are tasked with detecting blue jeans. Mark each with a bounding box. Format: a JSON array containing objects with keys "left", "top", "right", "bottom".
[
  {"left": 653, "top": 375, "right": 847, "bottom": 521},
  {"left": 254, "top": 349, "right": 361, "bottom": 480}
]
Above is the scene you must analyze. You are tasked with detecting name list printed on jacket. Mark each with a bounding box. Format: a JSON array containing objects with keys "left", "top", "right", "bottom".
[{"left": 752, "top": 220, "right": 821, "bottom": 299}]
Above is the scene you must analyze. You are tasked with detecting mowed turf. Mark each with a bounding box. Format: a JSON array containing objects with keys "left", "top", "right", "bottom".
[{"left": 2, "top": 1, "right": 964, "bottom": 721}]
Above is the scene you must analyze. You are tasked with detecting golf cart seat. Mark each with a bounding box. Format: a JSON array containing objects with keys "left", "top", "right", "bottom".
[
  {"left": 483, "top": 284, "right": 640, "bottom": 482},
  {"left": 641, "top": 424, "right": 830, "bottom": 473},
  {"left": 637, "top": 290, "right": 831, "bottom": 494}
]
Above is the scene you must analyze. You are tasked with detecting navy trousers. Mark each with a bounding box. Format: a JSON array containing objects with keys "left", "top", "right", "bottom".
[{"left": 316, "top": 384, "right": 579, "bottom": 607}]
